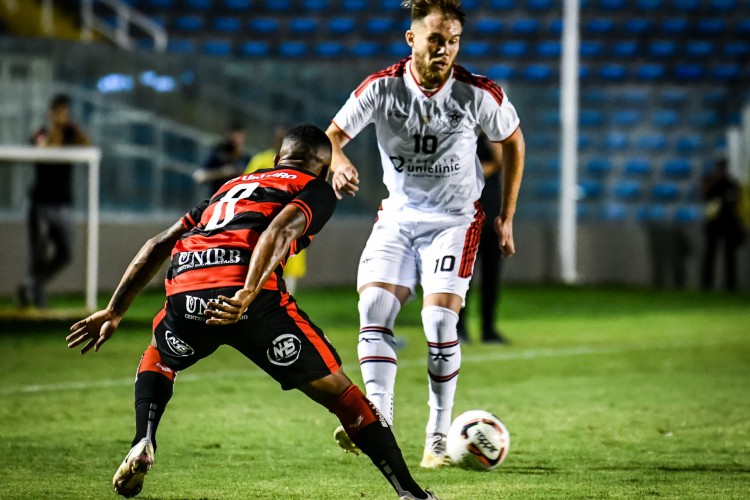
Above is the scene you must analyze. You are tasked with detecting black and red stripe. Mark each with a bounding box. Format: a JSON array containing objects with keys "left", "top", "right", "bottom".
[
  {"left": 354, "top": 58, "right": 408, "bottom": 97},
  {"left": 428, "top": 369, "right": 460, "bottom": 382},
  {"left": 458, "top": 201, "right": 486, "bottom": 278},
  {"left": 453, "top": 65, "right": 505, "bottom": 107}
]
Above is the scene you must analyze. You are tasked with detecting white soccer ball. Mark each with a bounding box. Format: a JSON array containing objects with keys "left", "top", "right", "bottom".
[{"left": 446, "top": 410, "right": 510, "bottom": 471}]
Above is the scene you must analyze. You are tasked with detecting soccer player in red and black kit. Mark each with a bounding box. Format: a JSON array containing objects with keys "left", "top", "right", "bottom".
[{"left": 67, "top": 125, "right": 441, "bottom": 500}]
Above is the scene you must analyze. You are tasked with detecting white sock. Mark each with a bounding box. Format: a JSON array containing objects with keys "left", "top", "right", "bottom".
[
  {"left": 422, "top": 306, "right": 461, "bottom": 437},
  {"left": 357, "top": 287, "right": 401, "bottom": 426}
]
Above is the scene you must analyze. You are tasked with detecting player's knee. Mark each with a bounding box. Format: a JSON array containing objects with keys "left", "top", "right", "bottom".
[
  {"left": 421, "top": 306, "right": 459, "bottom": 340},
  {"left": 137, "top": 345, "right": 177, "bottom": 382},
  {"left": 358, "top": 286, "right": 401, "bottom": 330}
]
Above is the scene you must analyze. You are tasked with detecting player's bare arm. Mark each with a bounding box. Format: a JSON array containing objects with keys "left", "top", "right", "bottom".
[
  {"left": 491, "top": 126, "right": 525, "bottom": 257},
  {"left": 204, "top": 205, "right": 308, "bottom": 325},
  {"left": 66, "top": 220, "right": 188, "bottom": 354},
  {"left": 326, "top": 123, "right": 359, "bottom": 199}
]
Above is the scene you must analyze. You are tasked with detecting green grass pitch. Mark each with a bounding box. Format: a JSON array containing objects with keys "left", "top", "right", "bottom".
[{"left": 1, "top": 285, "right": 749, "bottom": 499}]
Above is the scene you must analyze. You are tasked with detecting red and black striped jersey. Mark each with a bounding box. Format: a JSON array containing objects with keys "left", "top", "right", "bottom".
[{"left": 165, "top": 167, "right": 336, "bottom": 296}]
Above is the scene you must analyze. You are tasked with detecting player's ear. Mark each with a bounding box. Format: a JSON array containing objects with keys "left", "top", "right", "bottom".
[{"left": 405, "top": 30, "right": 415, "bottom": 47}]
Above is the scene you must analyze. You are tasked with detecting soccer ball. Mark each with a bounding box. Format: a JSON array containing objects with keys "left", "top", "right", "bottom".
[{"left": 446, "top": 410, "right": 510, "bottom": 471}]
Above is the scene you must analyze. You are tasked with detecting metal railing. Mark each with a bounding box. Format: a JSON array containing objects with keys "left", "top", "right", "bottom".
[{"left": 80, "top": 0, "right": 167, "bottom": 52}]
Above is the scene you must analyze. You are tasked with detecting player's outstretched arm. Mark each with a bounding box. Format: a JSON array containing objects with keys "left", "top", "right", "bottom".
[
  {"left": 66, "top": 221, "right": 187, "bottom": 354},
  {"left": 326, "top": 124, "right": 359, "bottom": 199},
  {"left": 492, "top": 126, "right": 525, "bottom": 257},
  {"left": 204, "top": 205, "right": 308, "bottom": 325}
]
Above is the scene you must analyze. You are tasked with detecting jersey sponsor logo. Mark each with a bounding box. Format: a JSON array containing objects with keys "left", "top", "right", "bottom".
[
  {"left": 184, "top": 294, "right": 248, "bottom": 321},
  {"left": 388, "top": 156, "right": 461, "bottom": 176},
  {"left": 237, "top": 171, "right": 297, "bottom": 182},
  {"left": 173, "top": 248, "right": 247, "bottom": 275},
  {"left": 165, "top": 330, "right": 195, "bottom": 357},
  {"left": 267, "top": 333, "right": 302, "bottom": 366}
]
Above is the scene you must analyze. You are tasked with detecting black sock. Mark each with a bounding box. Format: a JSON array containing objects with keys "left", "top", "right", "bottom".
[
  {"left": 132, "top": 371, "right": 174, "bottom": 450},
  {"left": 351, "top": 423, "right": 427, "bottom": 499}
]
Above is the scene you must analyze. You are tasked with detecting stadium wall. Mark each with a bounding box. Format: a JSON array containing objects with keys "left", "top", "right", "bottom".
[{"left": 1, "top": 217, "right": 748, "bottom": 299}]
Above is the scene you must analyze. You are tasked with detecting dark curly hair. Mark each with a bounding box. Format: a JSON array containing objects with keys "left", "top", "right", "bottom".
[{"left": 403, "top": 0, "right": 466, "bottom": 26}]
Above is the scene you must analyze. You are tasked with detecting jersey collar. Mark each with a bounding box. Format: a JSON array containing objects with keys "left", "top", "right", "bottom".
[{"left": 405, "top": 58, "right": 454, "bottom": 99}]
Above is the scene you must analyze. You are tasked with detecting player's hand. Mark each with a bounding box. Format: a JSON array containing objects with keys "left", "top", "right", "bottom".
[
  {"left": 204, "top": 289, "right": 256, "bottom": 325},
  {"left": 331, "top": 163, "right": 360, "bottom": 199},
  {"left": 67, "top": 309, "right": 121, "bottom": 354},
  {"left": 494, "top": 216, "right": 516, "bottom": 257}
]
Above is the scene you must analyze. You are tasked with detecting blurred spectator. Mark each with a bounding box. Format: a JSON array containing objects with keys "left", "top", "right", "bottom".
[
  {"left": 700, "top": 158, "right": 744, "bottom": 291},
  {"left": 646, "top": 223, "right": 691, "bottom": 289},
  {"left": 18, "top": 93, "right": 90, "bottom": 308},
  {"left": 457, "top": 135, "right": 508, "bottom": 344},
  {"left": 193, "top": 123, "right": 249, "bottom": 194}
]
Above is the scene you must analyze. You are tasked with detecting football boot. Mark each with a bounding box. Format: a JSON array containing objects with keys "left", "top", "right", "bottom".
[
  {"left": 420, "top": 433, "right": 451, "bottom": 469},
  {"left": 112, "top": 437, "right": 154, "bottom": 498}
]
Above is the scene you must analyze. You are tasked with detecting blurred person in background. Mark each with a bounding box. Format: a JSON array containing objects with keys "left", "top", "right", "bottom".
[
  {"left": 18, "top": 93, "right": 90, "bottom": 309},
  {"left": 456, "top": 134, "right": 508, "bottom": 344},
  {"left": 193, "top": 123, "right": 249, "bottom": 194},
  {"left": 701, "top": 157, "right": 744, "bottom": 291}
]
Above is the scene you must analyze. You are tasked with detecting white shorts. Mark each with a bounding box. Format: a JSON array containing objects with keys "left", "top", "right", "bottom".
[{"left": 356, "top": 205, "right": 486, "bottom": 302}]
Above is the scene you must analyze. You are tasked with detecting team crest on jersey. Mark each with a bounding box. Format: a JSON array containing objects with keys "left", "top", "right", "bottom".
[
  {"left": 165, "top": 330, "right": 194, "bottom": 357},
  {"left": 267, "top": 334, "right": 302, "bottom": 366},
  {"left": 443, "top": 109, "right": 465, "bottom": 129}
]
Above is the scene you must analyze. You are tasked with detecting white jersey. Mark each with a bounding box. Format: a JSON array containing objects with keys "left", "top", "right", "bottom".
[{"left": 333, "top": 57, "right": 520, "bottom": 215}]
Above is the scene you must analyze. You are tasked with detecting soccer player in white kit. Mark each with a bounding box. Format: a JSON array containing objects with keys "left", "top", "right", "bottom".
[{"left": 327, "top": 0, "right": 525, "bottom": 468}]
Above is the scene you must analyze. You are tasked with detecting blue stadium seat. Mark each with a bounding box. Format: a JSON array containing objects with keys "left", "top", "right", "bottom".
[
  {"left": 580, "top": 41, "right": 604, "bottom": 57},
  {"left": 587, "top": 157, "right": 613, "bottom": 176},
  {"left": 674, "top": 63, "right": 705, "bottom": 81},
  {"left": 491, "top": 0, "right": 516, "bottom": 8},
  {"left": 224, "top": 0, "right": 250, "bottom": 9},
  {"left": 289, "top": 18, "right": 319, "bottom": 34},
  {"left": 149, "top": 15, "right": 166, "bottom": 27},
  {"left": 279, "top": 41, "right": 308, "bottom": 57},
  {"left": 676, "top": 135, "right": 702, "bottom": 153},
  {"left": 351, "top": 41, "right": 380, "bottom": 57},
  {"left": 599, "top": 64, "right": 627, "bottom": 81},
  {"left": 264, "top": 0, "right": 291, "bottom": 10},
  {"left": 620, "top": 88, "right": 649, "bottom": 105},
  {"left": 328, "top": 17, "right": 356, "bottom": 35},
  {"left": 624, "top": 157, "right": 652, "bottom": 176},
  {"left": 661, "top": 18, "right": 690, "bottom": 35},
  {"left": 599, "top": 0, "right": 627, "bottom": 10},
  {"left": 736, "top": 19, "right": 750, "bottom": 36},
  {"left": 249, "top": 18, "right": 279, "bottom": 34},
  {"left": 582, "top": 88, "right": 605, "bottom": 105},
  {"left": 724, "top": 41, "right": 750, "bottom": 57},
  {"left": 638, "top": 134, "right": 667, "bottom": 151},
  {"left": 713, "top": 64, "right": 742, "bottom": 81},
  {"left": 512, "top": 18, "right": 541, "bottom": 35},
  {"left": 240, "top": 41, "right": 270, "bottom": 57},
  {"left": 661, "top": 88, "right": 688, "bottom": 104},
  {"left": 579, "top": 133, "right": 592, "bottom": 150},
  {"left": 487, "top": 64, "right": 515, "bottom": 81},
  {"left": 663, "top": 159, "right": 692, "bottom": 177},
  {"left": 365, "top": 18, "right": 394, "bottom": 34},
  {"left": 524, "top": 64, "right": 554, "bottom": 82},
  {"left": 537, "top": 40, "right": 561, "bottom": 58},
  {"left": 686, "top": 41, "right": 714, "bottom": 58},
  {"left": 613, "top": 109, "right": 641, "bottom": 127},
  {"left": 651, "top": 183, "right": 680, "bottom": 201},
  {"left": 602, "top": 203, "right": 629, "bottom": 221},
  {"left": 316, "top": 41, "right": 345, "bottom": 57},
  {"left": 690, "top": 111, "right": 718, "bottom": 128},
  {"left": 585, "top": 18, "right": 615, "bottom": 35},
  {"left": 185, "top": 0, "right": 212, "bottom": 9},
  {"left": 578, "top": 65, "right": 592, "bottom": 80},
  {"left": 673, "top": 0, "right": 699, "bottom": 10},
  {"left": 604, "top": 131, "right": 628, "bottom": 150},
  {"left": 703, "top": 87, "right": 727, "bottom": 104},
  {"left": 613, "top": 180, "right": 642, "bottom": 200},
  {"left": 649, "top": 40, "right": 677, "bottom": 58},
  {"left": 148, "top": 0, "right": 175, "bottom": 7},
  {"left": 624, "top": 18, "right": 651, "bottom": 34},
  {"left": 460, "top": 0, "right": 481, "bottom": 9},
  {"left": 698, "top": 18, "right": 726, "bottom": 35},
  {"left": 168, "top": 39, "right": 195, "bottom": 53},
  {"left": 545, "top": 157, "right": 560, "bottom": 173},
  {"left": 213, "top": 16, "right": 241, "bottom": 33},
  {"left": 580, "top": 109, "right": 605, "bottom": 128},
  {"left": 342, "top": 0, "right": 368, "bottom": 11},
  {"left": 501, "top": 41, "right": 528, "bottom": 58},
  {"left": 303, "top": 0, "right": 328, "bottom": 11},
  {"left": 388, "top": 42, "right": 411, "bottom": 58},
  {"left": 636, "top": 205, "right": 668, "bottom": 221},
  {"left": 526, "top": 0, "right": 553, "bottom": 11},
  {"left": 174, "top": 15, "right": 203, "bottom": 31},
  {"left": 653, "top": 109, "right": 679, "bottom": 127},
  {"left": 579, "top": 179, "right": 603, "bottom": 199},
  {"left": 674, "top": 205, "right": 701, "bottom": 222},
  {"left": 475, "top": 19, "right": 503, "bottom": 35},
  {"left": 549, "top": 18, "right": 563, "bottom": 35},
  {"left": 380, "top": 0, "right": 402, "bottom": 10},
  {"left": 536, "top": 179, "right": 560, "bottom": 198},
  {"left": 203, "top": 40, "right": 232, "bottom": 56},
  {"left": 636, "top": 0, "right": 662, "bottom": 11},
  {"left": 612, "top": 40, "right": 638, "bottom": 58},
  {"left": 464, "top": 41, "right": 491, "bottom": 57},
  {"left": 711, "top": 0, "right": 736, "bottom": 11}
]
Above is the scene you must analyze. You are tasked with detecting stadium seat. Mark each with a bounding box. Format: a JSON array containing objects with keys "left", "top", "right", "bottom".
[
  {"left": 475, "top": 19, "right": 503, "bottom": 35},
  {"left": 612, "top": 40, "right": 638, "bottom": 58},
  {"left": 464, "top": 41, "right": 491, "bottom": 57},
  {"left": 536, "top": 179, "right": 560, "bottom": 198},
  {"left": 213, "top": 16, "right": 241, "bottom": 33},
  {"left": 638, "top": 134, "right": 667, "bottom": 151},
  {"left": 648, "top": 40, "right": 677, "bottom": 58},
  {"left": 613, "top": 180, "right": 642, "bottom": 200},
  {"left": 587, "top": 158, "right": 613, "bottom": 176},
  {"left": 697, "top": 18, "right": 726, "bottom": 35},
  {"left": 604, "top": 131, "right": 628, "bottom": 150},
  {"left": 352, "top": 41, "right": 380, "bottom": 57},
  {"left": 203, "top": 40, "right": 232, "bottom": 56},
  {"left": 663, "top": 159, "right": 692, "bottom": 177},
  {"left": 636, "top": 0, "right": 662, "bottom": 10},
  {"left": 580, "top": 41, "right": 604, "bottom": 57},
  {"left": 524, "top": 64, "right": 554, "bottom": 82},
  {"left": 599, "top": 64, "right": 627, "bottom": 81},
  {"left": 501, "top": 41, "right": 529, "bottom": 58},
  {"left": 613, "top": 109, "right": 642, "bottom": 127},
  {"left": 342, "top": 0, "right": 368, "bottom": 11},
  {"left": 148, "top": 0, "right": 175, "bottom": 7},
  {"left": 388, "top": 42, "right": 411, "bottom": 58},
  {"left": 653, "top": 109, "right": 679, "bottom": 127},
  {"left": 661, "top": 87, "right": 688, "bottom": 104},
  {"left": 578, "top": 65, "right": 592, "bottom": 80},
  {"left": 526, "top": 0, "right": 553, "bottom": 11},
  {"left": 460, "top": 0, "right": 481, "bottom": 9},
  {"left": 580, "top": 109, "right": 605, "bottom": 128},
  {"left": 601, "top": 203, "right": 629, "bottom": 220},
  {"left": 673, "top": 0, "right": 699, "bottom": 10},
  {"left": 579, "top": 179, "right": 603, "bottom": 199},
  {"left": 174, "top": 15, "right": 203, "bottom": 31},
  {"left": 736, "top": 19, "right": 750, "bottom": 36},
  {"left": 490, "top": 0, "right": 516, "bottom": 8},
  {"left": 185, "top": 0, "right": 212, "bottom": 9},
  {"left": 710, "top": 0, "right": 736, "bottom": 11},
  {"left": 512, "top": 18, "right": 541, "bottom": 35},
  {"left": 380, "top": 0, "right": 402, "bottom": 10},
  {"left": 619, "top": 88, "right": 649, "bottom": 105},
  {"left": 249, "top": 18, "right": 279, "bottom": 34},
  {"left": 676, "top": 135, "right": 702, "bottom": 153},
  {"left": 487, "top": 64, "right": 515, "bottom": 81},
  {"left": 636, "top": 205, "right": 668, "bottom": 221},
  {"left": 690, "top": 110, "right": 718, "bottom": 128},
  {"left": 316, "top": 41, "right": 345, "bottom": 57},
  {"left": 328, "top": 17, "right": 356, "bottom": 35},
  {"left": 674, "top": 205, "right": 701, "bottom": 222},
  {"left": 289, "top": 18, "right": 318, "bottom": 34},
  {"left": 703, "top": 87, "right": 727, "bottom": 104},
  {"left": 599, "top": 0, "right": 627, "bottom": 10},
  {"left": 579, "top": 133, "right": 592, "bottom": 150},
  {"left": 548, "top": 18, "right": 563, "bottom": 35},
  {"left": 624, "top": 158, "right": 652, "bottom": 176},
  {"left": 660, "top": 18, "right": 690, "bottom": 35},
  {"left": 239, "top": 41, "right": 269, "bottom": 57},
  {"left": 651, "top": 182, "right": 680, "bottom": 201},
  {"left": 168, "top": 39, "right": 195, "bottom": 53},
  {"left": 224, "top": 0, "right": 250, "bottom": 9},
  {"left": 686, "top": 41, "right": 714, "bottom": 58},
  {"left": 279, "top": 41, "right": 308, "bottom": 57},
  {"left": 624, "top": 18, "right": 651, "bottom": 34},
  {"left": 303, "top": 0, "right": 328, "bottom": 11},
  {"left": 365, "top": 18, "right": 394, "bottom": 34},
  {"left": 585, "top": 18, "right": 615, "bottom": 35},
  {"left": 545, "top": 157, "right": 560, "bottom": 173},
  {"left": 675, "top": 64, "right": 706, "bottom": 81},
  {"left": 712, "top": 64, "right": 742, "bottom": 82},
  {"left": 582, "top": 88, "right": 605, "bottom": 105},
  {"left": 724, "top": 41, "right": 750, "bottom": 57},
  {"left": 264, "top": 0, "right": 291, "bottom": 10},
  {"left": 537, "top": 40, "right": 561, "bottom": 58}
]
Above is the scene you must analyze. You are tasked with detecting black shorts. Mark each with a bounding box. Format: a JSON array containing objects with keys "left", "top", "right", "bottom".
[{"left": 152, "top": 286, "right": 342, "bottom": 390}]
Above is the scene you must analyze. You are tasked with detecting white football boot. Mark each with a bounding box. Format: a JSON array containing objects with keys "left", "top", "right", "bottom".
[
  {"left": 399, "top": 490, "right": 443, "bottom": 499},
  {"left": 333, "top": 425, "right": 362, "bottom": 455},
  {"left": 419, "top": 433, "right": 451, "bottom": 469},
  {"left": 112, "top": 438, "right": 154, "bottom": 498}
]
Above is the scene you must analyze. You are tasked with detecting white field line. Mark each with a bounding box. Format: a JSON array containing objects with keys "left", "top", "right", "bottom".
[{"left": 0, "top": 341, "right": 723, "bottom": 396}]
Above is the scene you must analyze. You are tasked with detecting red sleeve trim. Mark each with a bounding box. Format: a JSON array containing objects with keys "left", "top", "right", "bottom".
[
  {"left": 354, "top": 58, "right": 408, "bottom": 97},
  {"left": 290, "top": 199, "right": 313, "bottom": 233},
  {"left": 331, "top": 120, "right": 352, "bottom": 140},
  {"left": 453, "top": 65, "right": 505, "bottom": 107}
]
